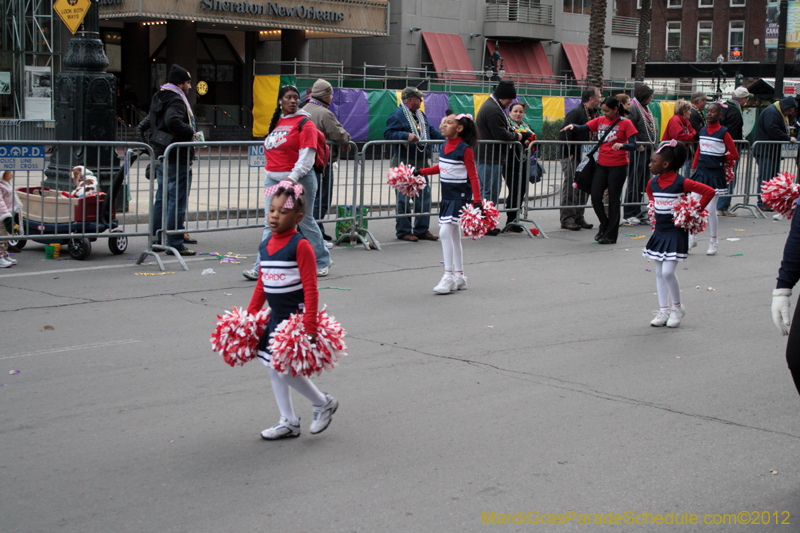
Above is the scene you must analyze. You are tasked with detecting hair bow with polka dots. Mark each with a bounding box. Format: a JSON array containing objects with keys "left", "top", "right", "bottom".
[{"left": 265, "top": 180, "right": 304, "bottom": 209}]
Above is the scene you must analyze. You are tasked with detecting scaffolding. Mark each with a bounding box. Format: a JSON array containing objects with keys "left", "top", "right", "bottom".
[{"left": 1, "top": 0, "right": 60, "bottom": 119}]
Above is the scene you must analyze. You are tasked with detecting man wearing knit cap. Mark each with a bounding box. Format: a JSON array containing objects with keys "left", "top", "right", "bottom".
[
  {"left": 137, "top": 64, "right": 199, "bottom": 255},
  {"left": 301, "top": 78, "right": 351, "bottom": 241},
  {"left": 384, "top": 86, "right": 444, "bottom": 241},
  {"left": 754, "top": 96, "right": 798, "bottom": 211},
  {"left": 717, "top": 86, "right": 751, "bottom": 215},
  {"left": 475, "top": 80, "right": 530, "bottom": 235}
]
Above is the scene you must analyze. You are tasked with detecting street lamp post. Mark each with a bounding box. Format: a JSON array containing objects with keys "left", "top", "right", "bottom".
[
  {"left": 712, "top": 54, "right": 727, "bottom": 100},
  {"left": 485, "top": 41, "right": 505, "bottom": 82}
]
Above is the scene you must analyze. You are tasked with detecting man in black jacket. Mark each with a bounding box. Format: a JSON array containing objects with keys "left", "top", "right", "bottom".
[
  {"left": 754, "top": 96, "right": 797, "bottom": 211},
  {"left": 475, "top": 80, "right": 529, "bottom": 235},
  {"left": 137, "top": 65, "right": 198, "bottom": 255},
  {"left": 688, "top": 92, "right": 708, "bottom": 135},
  {"left": 717, "top": 86, "right": 750, "bottom": 215},
  {"left": 558, "top": 86, "right": 600, "bottom": 231}
]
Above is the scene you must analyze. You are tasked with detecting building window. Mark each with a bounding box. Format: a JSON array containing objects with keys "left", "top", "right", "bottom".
[
  {"left": 729, "top": 21, "right": 744, "bottom": 61},
  {"left": 697, "top": 21, "right": 712, "bottom": 61},
  {"left": 668, "top": 0, "right": 682, "bottom": 7},
  {"left": 699, "top": 0, "right": 713, "bottom": 7},
  {"left": 666, "top": 21, "right": 681, "bottom": 61},
  {"left": 564, "top": 0, "right": 591, "bottom": 14},
  {"left": 730, "top": 0, "right": 745, "bottom": 5}
]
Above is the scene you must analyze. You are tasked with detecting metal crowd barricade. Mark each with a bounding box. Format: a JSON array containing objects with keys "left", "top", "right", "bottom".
[
  {"left": 0, "top": 140, "right": 154, "bottom": 261},
  {"left": 747, "top": 140, "right": 800, "bottom": 217},
  {"left": 139, "top": 140, "right": 362, "bottom": 271}
]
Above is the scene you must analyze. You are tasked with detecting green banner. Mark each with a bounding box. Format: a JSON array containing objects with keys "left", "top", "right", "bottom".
[
  {"left": 448, "top": 93, "right": 475, "bottom": 117},
  {"left": 368, "top": 90, "right": 400, "bottom": 142}
]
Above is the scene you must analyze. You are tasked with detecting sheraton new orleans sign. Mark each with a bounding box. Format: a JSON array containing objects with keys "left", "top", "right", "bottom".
[{"left": 200, "top": 0, "right": 345, "bottom": 21}]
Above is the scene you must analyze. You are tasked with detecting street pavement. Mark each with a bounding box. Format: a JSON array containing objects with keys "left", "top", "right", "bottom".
[{"left": 2, "top": 208, "right": 800, "bottom": 532}]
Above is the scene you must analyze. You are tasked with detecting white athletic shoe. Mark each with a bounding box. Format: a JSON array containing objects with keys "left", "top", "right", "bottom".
[
  {"left": 242, "top": 269, "right": 258, "bottom": 281},
  {"left": 325, "top": 242, "right": 334, "bottom": 249},
  {"left": 3, "top": 255, "right": 17, "bottom": 265},
  {"left": 261, "top": 417, "right": 301, "bottom": 440},
  {"left": 689, "top": 234, "right": 697, "bottom": 250},
  {"left": 0, "top": 257, "right": 12, "bottom": 268},
  {"left": 317, "top": 266, "right": 329, "bottom": 277},
  {"left": 707, "top": 241, "right": 718, "bottom": 256},
  {"left": 454, "top": 274, "right": 468, "bottom": 290},
  {"left": 667, "top": 304, "right": 685, "bottom": 328},
  {"left": 650, "top": 309, "right": 670, "bottom": 327},
  {"left": 310, "top": 394, "right": 339, "bottom": 435},
  {"left": 434, "top": 274, "right": 456, "bottom": 294},
  {"left": 774, "top": 213, "right": 784, "bottom": 221}
]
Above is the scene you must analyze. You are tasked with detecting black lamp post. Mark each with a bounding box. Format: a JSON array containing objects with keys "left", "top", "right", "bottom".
[
  {"left": 712, "top": 54, "right": 727, "bottom": 100},
  {"left": 485, "top": 41, "right": 505, "bottom": 82}
]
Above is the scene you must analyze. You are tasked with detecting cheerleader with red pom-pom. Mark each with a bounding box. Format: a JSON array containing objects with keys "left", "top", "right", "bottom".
[
  {"left": 247, "top": 183, "right": 338, "bottom": 440},
  {"left": 689, "top": 102, "right": 739, "bottom": 255},
  {"left": 643, "top": 141, "right": 715, "bottom": 328},
  {"left": 414, "top": 110, "right": 483, "bottom": 294}
]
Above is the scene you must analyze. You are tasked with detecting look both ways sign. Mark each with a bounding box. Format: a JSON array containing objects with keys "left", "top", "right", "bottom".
[
  {"left": 53, "top": 0, "right": 91, "bottom": 35},
  {"left": 0, "top": 146, "right": 46, "bottom": 171}
]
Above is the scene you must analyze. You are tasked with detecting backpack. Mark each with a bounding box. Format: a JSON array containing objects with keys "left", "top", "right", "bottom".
[{"left": 298, "top": 117, "right": 330, "bottom": 173}]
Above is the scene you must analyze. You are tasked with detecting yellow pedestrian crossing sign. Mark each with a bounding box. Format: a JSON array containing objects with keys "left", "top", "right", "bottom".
[{"left": 53, "top": 0, "right": 91, "bottom": 35}]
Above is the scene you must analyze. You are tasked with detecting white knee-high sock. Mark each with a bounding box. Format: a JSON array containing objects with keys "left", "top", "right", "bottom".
[
  {"left": 661, "top": 259, "right": 681, "bottom": 306},
  {"left": 692, "top": 192, "right": 719, "bottom": 241},
  {"left": 448, "top": 224, "right": 464, "bottom": 273},
  {"left": 654, "top": 261, "right": 670, "bottom": 309},
  {"left": 278, "top": 371, "right": 327, "bottom": 406},
  {"left": 440, "top": 224, "right": 456, "bottom": 273},
  {"left": 268, "top": 366, "right": 297, "bottom": 425}
]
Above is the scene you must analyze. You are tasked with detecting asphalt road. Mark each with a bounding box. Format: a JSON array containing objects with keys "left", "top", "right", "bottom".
[{"left": 2, "top": 209, "right": 799, "bottom": 532}]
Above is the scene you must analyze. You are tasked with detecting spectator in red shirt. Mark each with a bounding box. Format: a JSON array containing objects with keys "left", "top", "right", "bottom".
[{"left": 663, "top": 100, "right": 697, "bottom": 177}]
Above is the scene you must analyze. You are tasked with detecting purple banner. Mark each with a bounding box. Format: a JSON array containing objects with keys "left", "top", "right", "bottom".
[
  {"left": 423, "top": 92, "right": 451, "bottom": 129},
  {"left": 564, "top": 97, "right": 581, "bottom": 115},
  {"left": 330, "top": 89, "right": 370, "bottom": 142}
]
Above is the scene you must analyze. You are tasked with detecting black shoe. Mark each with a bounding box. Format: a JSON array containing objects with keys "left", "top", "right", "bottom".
[
  {"left": 576, "top": 220, "right": 594, "bottom": 230},
  {"left": 597, "top": 237, "right": 616, "bottom": 244},
  {"left": 506, "top": 225, "right": 524, "bottom": 233},
  {"left": 594, "top": 232, "right": 603, "bottom": 241},
  {"left": 486, "top": 229, "right": 501, "bottom": 236},
  {"left": 183, "top": 233, "right": 198, "bottom": 245},
  {"left": 322, "top": 233, "right": 333, "bottom": 242},
  {"left": 759, "top": 203, "right": 774, "bottom": 212},
  {"left": 562, "top": 222, "right": 581, "bottom": 231},
  {"left": 167, "top": 247, "right": 197, "bottom": 256}
]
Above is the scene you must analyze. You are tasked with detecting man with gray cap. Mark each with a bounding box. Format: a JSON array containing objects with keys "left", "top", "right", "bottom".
[
  {"left": 754, "top": 96, "right": 798, "bottom": 211},
  {"left": 384, "top": 86, "right": 444, "bottom": 241},
  {"left": 717, "top": 86, "right": 751, "bottom": 215},
  {"left": 301, "top": 78, "right": 351, "bottom": 240}
]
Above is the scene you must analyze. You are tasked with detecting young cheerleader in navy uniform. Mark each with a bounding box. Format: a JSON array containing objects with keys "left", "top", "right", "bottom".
[
  {"left": 247, "top": 182, "right": 338, "bottom": 439},
  {"left": 416, "top": 110, "right": 482, "bottom": 294},
  {"left": 644, "top": 140, "right": 715, "bottom": 328},
  {"left": 689, "top": 102, "right": 739, "bottom": 255}
]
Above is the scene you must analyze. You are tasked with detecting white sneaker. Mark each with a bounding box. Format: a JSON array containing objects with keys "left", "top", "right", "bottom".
[
  {"left": 667, "top": 304, "right": 685, "bottom": 328},
  {"left": 650, "top": 309, "right": 670, "bottom": 327},
  {"left": 689, "top": 235, "right": 697, "bottom": 249},
  {"left": 707, "top": 241, "right": 718, "bottom": 256},
  {"left": 261, "top": 417, "right": 301, "bottom": 440},
  {"left": 774, "top": 213, "right": 784, "bottom": 221},
  {"left": 454, "top": 274, "right": 468, "bottom": 290},
  {"left": 242, "top": 269, "right": 258, "bottom": 281},
  {"left": 325, "top": 241, "right": 334, "bottom": 249},
  {"left": 3, "top": 255, "right": 17, "bottom": 265},
  {"left": 317, "top": 266, "right": 329, "bottom": 277},
  {"left": 0, "top": 257, "right": 12, "bottom": 268},
  {"left": 627, "top": 217, "right": 642, "bottom": 226},
  {"left": 434, "top": 273, "right": 456, "bottom": 294},
  {"left": 723, "top": 210, "right": 737, "bottom": 217},
  {"left": 310, "top": 394, "right": 339, "bottom": 435}
]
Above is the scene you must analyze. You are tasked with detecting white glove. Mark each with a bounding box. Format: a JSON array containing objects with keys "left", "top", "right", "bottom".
[{"left": 772, "top": 288, "right": 793, "bottom": 336}]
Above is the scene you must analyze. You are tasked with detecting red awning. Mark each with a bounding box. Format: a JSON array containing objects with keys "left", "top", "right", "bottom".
[
  {"left": 421, "top": 32, "right": 475, "bottom": 82},
  {"left": 486, "top": 41, "right": 555, "bottom": 85},
  {"left": 562, "top": 43, "right": 589, "bottom": 84}
]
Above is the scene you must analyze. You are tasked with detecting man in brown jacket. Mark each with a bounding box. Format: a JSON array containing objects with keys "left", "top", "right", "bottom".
[{"left": 302, "top": 78, "right": 351, "bottom": 240}]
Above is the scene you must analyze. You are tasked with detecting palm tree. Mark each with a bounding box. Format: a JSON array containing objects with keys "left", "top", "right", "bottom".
[
  {"left": 586, "top": 0, "right": 607, "bottom": 88},
  {"left": 634, "top": 0, "right": 651, "bottom": 81}
]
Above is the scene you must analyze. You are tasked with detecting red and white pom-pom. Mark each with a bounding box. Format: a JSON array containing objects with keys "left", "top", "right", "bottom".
[
  {"left": 647, "top": 200, "right": 656, "bottom": 230},
  {"left": 210, "top": 306, "right": 270, "bottom": 367},
  {"left": 724, "top": 160, "right": 735, "bottom": 184},
  {"left": 672, "top": 195, "right": 708, "bottom": 235},
  {"left": 387, "top": 163, "right": 426, "bottom": 197},
  {"left": 269, "top": 306, "right": 348, "bottom": 377},
  {"left": 459, "top": 200, "right": 501, "bottom": 240},
  {"left": 761, "top": 172, "right": 800, "bottom": 219}
]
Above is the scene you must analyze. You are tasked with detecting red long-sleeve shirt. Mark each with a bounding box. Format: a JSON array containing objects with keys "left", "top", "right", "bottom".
[
  {"left": 247, "top": 228, "right": 319, "bottom": 336},
  {"left": 418, "top": 139, "right": 482, "bottom": 204},
  {"left": 662, "top": 115, "right": 696, "bottom": 143},
  {"left": 646, "top": 171, "right": 716, "bottom": 209},
  {"left": 691, "top": 122, "right": 739, "bottom": 169}
]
